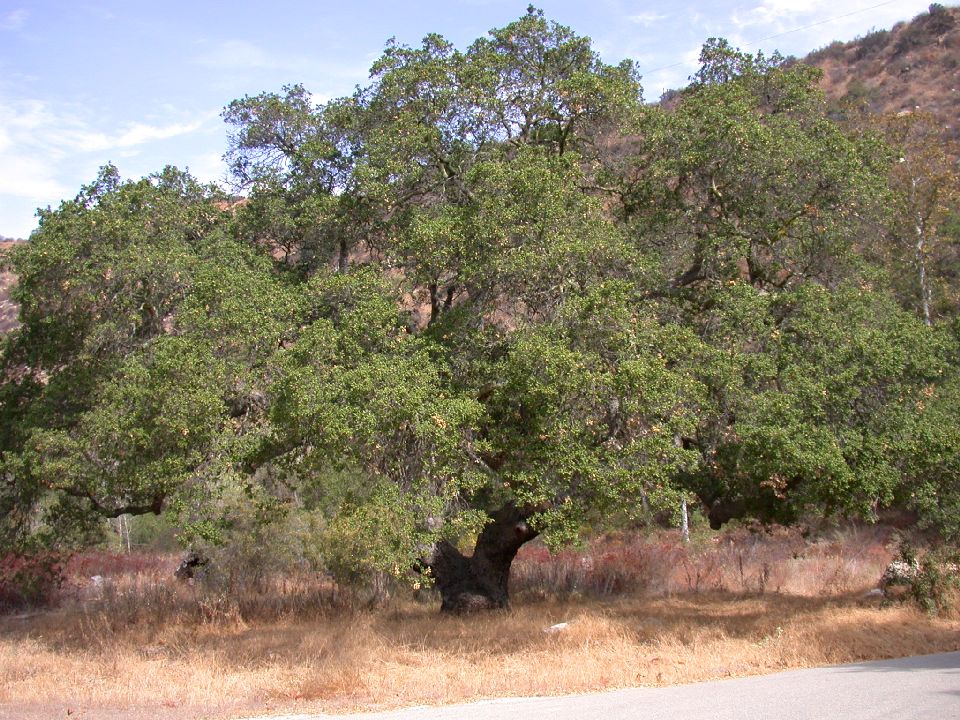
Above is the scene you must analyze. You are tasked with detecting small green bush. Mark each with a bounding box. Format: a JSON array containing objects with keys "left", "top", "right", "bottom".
[
  {"left": 883, "top": 540, "right": 960, "bottom": 614},
  {"left": 806, "top": 40, "right": 847, "bottom": 64},
  {"left": 854, "top": 29, "right": 891, "bottom": 61},
  {"left": 912, "top": 548, "right": 960, "bottom": 614}
]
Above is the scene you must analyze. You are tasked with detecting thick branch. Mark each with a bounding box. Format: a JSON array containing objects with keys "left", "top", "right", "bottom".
[{"left": 63, "top": 487, "right": 165, "bottom": 518}]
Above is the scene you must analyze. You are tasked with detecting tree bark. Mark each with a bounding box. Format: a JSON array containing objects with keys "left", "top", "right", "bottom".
[
  {"left": 337, "top": 235, "right": 349, "bottom": 273},
  {"left": 911, "top": 178, "right": 932, "bottom": 326},
  {"left": 428, "top": 282, "right": 440, "bottom": 326},
  {"left": 427, "top": 503, "right": 539, "bottom": 613},
  {"left": 680, "top": 497, "right": 689, "bottom": 543},
  {"left": 915, "top": 213, "right": 932, "bottom": 326}
]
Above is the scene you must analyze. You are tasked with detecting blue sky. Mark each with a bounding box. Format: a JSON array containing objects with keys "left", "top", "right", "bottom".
[{"left": 0, "top": 0, "right": 937, "bottom": 238}]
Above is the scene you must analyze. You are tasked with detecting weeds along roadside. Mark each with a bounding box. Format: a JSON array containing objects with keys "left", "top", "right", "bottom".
[
  {"left": 5, "top": 523, "right": 957, "bottom": 633},
  {"left": 1, "top": 525, "right": 959, "bottom": 714}
]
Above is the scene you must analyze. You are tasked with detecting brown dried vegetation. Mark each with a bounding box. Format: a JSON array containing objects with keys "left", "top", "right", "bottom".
[
  {"left": 806, "top": 5, "right": 960, "bottom": 141},
  {"left": 1, "top": 528, "right": 958, "bottom": 720}
]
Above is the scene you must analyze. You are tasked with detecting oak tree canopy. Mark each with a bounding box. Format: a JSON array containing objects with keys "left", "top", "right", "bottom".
[{"left": 2, "top": 7, "right": 958, "bottom": 610}]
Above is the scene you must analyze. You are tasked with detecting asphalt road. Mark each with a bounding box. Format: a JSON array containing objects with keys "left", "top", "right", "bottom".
[{"left": 246, "top": 651, "right": 960, "bottom": 720}]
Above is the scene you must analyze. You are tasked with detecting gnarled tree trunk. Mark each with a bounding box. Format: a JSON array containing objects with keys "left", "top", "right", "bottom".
[{"left": 427, "top": 503, "right": 538, "bottom": 613}]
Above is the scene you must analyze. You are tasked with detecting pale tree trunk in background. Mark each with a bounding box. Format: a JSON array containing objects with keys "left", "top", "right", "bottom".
[
  {"left": 121, "top": 514, "right": 131, "bottom": 552},
  {"left": 915, "top": 216, "right": 932, "bottom": 327},
  {"left": 110, "top": 515, "right": 132, "bottom": 552},
  {"left": 911, "top": 178, "right": 932, "bottom": 327},
  {"left": 680, "top": 497, "right": 690, "bottom": 543},
  {"left": 674, "top": 434, "right": 690, "bottom": 543}
]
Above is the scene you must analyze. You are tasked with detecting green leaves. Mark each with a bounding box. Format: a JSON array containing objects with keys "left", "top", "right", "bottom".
[
  {"left": 0, "top": 165, "right": 299, "bottom": 551},
  {"left": 465, "top": 6, "right": 641, "bottom": 152},
  {"left": 456, "top": 148, "right": 632, "bottom": 317},
  {"left": 4, "top": 13, "right": 960, "bottom": 571},
  {"left": 626, "top": 47, "right": 887, "bottom": 293},
  {"left": 694, "top": 282, "right": 949, "bottom": 524},
  {"left": 472, "top": 286, "right": 705, "bottom": 537}
]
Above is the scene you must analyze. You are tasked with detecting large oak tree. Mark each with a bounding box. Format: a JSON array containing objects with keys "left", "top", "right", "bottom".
[{"left": 2, "top": 10, "right": 958, "bottom": 612}]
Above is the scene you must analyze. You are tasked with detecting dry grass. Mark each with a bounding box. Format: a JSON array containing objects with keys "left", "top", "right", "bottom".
[
  {"left": 2, "top": 594, "right": 958, "bottom": 719},
  {"left": 1, "top": 529, "right": 959, "bottom": 720}
]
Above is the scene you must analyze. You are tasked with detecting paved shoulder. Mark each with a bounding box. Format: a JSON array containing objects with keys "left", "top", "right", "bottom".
[{"left": 247, "top": 652, "right": 960, "bottom": 720}]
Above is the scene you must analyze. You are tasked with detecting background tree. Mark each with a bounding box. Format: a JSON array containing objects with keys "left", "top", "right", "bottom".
[
  {"left": 223, "top": 84, "right": 364, "bottom": 272},
  {"left": 619, "top": 40, "right": 888, "bottom": 294},
  {"left": 876, "top": 111, "right": 960, "bottom": 325},
  {"left": 609, "top": 40, "right": 945, "bottom": 530}
]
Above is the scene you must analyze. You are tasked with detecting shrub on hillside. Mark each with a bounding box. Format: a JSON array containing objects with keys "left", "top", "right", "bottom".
[
  {"left": 806, "top": 40, "right": 847, "bottom": 64},
  {"left": 893, "top": 4, "right": 957, "bottom": 56},
  {"left": 0, "top": 553, "right": 65, "bottom": 611},
  {"left": 854, "top": 29, "right": 891, "bottom": 61},
  {"left": 882, "top": 539, "right": 960, "bottom": 614}
]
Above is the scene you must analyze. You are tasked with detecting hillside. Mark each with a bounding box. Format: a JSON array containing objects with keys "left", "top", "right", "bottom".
[
  {"left": 0, "top": 241, "right": 20, "bottom": 334},
  {"left": 805, "top": 4, "right": 960, "bottom": 138}
]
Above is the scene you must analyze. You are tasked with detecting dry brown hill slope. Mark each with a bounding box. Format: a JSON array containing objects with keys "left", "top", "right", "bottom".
[
  {"left": 0, "top": 241, "right": 22, "bottom": 334},
  {"left": 805, "top": 4, "right": 960, "bottom": 138}
]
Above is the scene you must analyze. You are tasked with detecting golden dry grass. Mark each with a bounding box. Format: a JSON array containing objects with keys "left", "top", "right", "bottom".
[
  {"left": 2, "top": 528, "right": 958, "bottom": 719},
  {"left": 2, "top": 590, "right": 959, "bottom": 720}
]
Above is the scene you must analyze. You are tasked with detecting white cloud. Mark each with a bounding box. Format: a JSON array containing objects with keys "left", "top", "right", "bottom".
[
  {"left": 628, "top": 12, "right": 667, "bottom": 26},
  {"left": 0, "top": 154, "right": 69, "bottom": 199},
  {"left": 0, "top": 99, "right": 216, "bottom": 157},
  {"left": 184, "top": 151, "right": 229, "bottom": 186},
  {"left": 70, "top": 118, "right": 209, "bottom": 153},
  {"left": 733, "top": 0, "right": 828, "bottom": 30},
  {"left": 4, "top": 99, "right": 56, "bottom": 133},
  {"left": 729, "top": 0, "right": 934, "bottom": 52},
  {"left": 642, "top": 45, "right": 703, "bottom": 98},
  {"left": 1, "top": 8, "right": 27, "bottom": 32},
  {"left": 193, "top": 38, "right": 371, "bottom": 96},
  {"left": 0, "top": 98, "right": 218, "bottom": 235},
  {"left": 0, "top": 101, "right": 72, "bottom": 200}
]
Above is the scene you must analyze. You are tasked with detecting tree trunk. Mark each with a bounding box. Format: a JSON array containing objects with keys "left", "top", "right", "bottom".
[
  {"left": 337, "top": 235, "right": 349, "bottom": 273},
  {"left": 427, "top": 503, "right": 538, "bottom": 613},
  {"left": 428, "top": 282, "right": 440, "bottom": 326},
  {"left": 911, "top": 178, "right": 932, "bottom": 327},
  {"left": 915, "top": 213, "right": 932, "bottom": 327},
  {"left": 680, "top": 497, "right": 689, "bottom": 543},
  {"left": 675, "top": 434, "right": 689, "bottom": 543}
]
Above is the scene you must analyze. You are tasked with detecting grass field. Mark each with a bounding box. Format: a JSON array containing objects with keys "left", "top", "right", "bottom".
[{"left": 1, "top": 526, "right": 958, "bottom": 720}]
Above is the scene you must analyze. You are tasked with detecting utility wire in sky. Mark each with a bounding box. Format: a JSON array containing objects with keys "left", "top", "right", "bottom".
[
  {"left": 748, "top": 0, "right": 901, "bottom": 45},
  {"left": 639, "top": 0, "right": 903, "bottom": 78}
]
